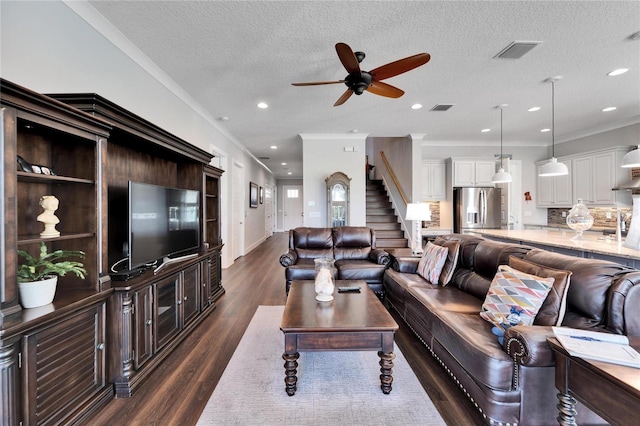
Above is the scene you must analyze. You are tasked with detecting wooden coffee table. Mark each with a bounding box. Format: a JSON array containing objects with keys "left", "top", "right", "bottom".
[{"left": 280, "top": 280, "right": 399, "bottom": 396}]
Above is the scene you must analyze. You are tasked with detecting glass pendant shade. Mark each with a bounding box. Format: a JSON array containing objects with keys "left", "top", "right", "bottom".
[
  {"left": 491, "top": 105, "right": 512, "bottom": 183},
  {"left": 621, "top": 145, "right": 640, "bottom": 168}
]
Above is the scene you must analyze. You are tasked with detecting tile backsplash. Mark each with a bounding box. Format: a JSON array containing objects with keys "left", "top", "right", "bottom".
[
  {"left": 422, "top": 201, "right": 440, "bottom": 228},
  {"left": 548, "top": 207, "right": 632, "bottom": 230}
]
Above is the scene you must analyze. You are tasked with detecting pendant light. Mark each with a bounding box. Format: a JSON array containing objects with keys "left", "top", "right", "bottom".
[
  {"left": 491, "top": 104, "right": 512, "bottom": 183},
  {"left": 621, "top": 145, "right": 640, "bottom": 168},
  {"left": 539, "top": 77, "right": 569, "bottom": 177}
]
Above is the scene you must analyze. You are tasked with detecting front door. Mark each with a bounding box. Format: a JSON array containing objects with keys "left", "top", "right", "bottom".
[{"left": 283, "top": 185, "right": 303, "bottom": 230}]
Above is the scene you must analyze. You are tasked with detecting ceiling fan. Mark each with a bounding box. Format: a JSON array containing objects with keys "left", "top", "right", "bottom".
[{"left": 292, "top": 42, "right": 431, "bottom": 106}]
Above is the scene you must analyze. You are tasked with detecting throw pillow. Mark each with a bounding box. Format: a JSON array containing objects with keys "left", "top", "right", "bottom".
[
  {"left": 480, "top": 265, "right": 555, "bottom": 329},
  {"left": 432, "top": 237, "right": 461, "bottom": 286},
  {"left": 508, "top": 256, "right": 572, "bottom": 327},
  {"left": 416, "top": 242, "right": 449, "bottom": 284}
]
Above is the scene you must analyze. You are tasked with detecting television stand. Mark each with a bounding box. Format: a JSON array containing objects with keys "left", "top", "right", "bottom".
[{"left": 153, "top": 253, "right": 199, "bottom": 275}]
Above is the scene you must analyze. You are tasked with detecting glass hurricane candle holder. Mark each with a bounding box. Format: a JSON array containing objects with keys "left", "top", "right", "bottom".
[
  {"left": 314, "top": 258, "right": 336, "bottom": 301},
  {"left": 566, "top": 198, "right": 594, "bottom": 240}
]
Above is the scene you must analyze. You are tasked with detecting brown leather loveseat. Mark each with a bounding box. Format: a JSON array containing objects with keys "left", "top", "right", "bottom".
[
  {"left": 279, "top": 226, "right": 391, "bottom": 297},
  {"left": 384, "top": 233, "right": 640, "bottom": 425}
]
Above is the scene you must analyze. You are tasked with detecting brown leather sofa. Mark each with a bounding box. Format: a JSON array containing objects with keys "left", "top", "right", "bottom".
[
  {"left": 279, "top": 226, "right": 391, "bottom": 297},
  {"left": 384, "top": 233, "right": 640, "bottom": 426}
]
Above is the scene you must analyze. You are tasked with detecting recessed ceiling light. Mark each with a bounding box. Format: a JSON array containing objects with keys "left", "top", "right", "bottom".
[
  {"left": 527, "top": 107, "right": 541, "bottom": 112},
  {"left": 287, "top": 172, "right": 292, "bottom": 175},
  {"left": 608, "top": 68, "right": 629, "bottom": 76},
  {"left": 281, "top": 162, "right": 287, "bottom": 165},
  {"left": 217, "top": 116, "right": 230, "bottom": 121},
  {"left": 541, "top": 128, "right": 551, "bottom": 133},
  {"left": 602, "top": 107, "right": 617, "bottom": 112},
  {"left": 270, "top": 145, "right": 277, "bottom": 149},
  {"left": 257, "top": 102, "right": 268, "bottom": 109},
  {"left": 481, "top": 128, "right": 491, "bottom": 133},
  {"left": 411, "top": 103, "right": 423, "bottom": 110}
]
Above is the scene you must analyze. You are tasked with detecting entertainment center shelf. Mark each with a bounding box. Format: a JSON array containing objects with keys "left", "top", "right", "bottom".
[{"left": 1, "top": 79, "right": 225, "bottom": 425}]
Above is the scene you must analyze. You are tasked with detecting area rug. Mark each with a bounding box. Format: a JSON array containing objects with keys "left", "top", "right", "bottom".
[{"left": 197, "top": 305, "right": 445, "bottom": 426}]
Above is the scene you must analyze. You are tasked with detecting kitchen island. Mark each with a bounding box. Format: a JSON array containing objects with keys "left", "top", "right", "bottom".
[{"left": 471, "top": 229, "right": 640, "bottom": 268}]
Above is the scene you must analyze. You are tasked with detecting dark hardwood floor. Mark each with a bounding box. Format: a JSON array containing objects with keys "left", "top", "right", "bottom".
[{"left": 88, "top": 232, "right": 483, "bottom": 425}]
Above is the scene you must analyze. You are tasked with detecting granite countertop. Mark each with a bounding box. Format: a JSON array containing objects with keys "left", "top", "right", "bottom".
[{"left": 472, "top": 229, "right": 640, "bottom": 261}]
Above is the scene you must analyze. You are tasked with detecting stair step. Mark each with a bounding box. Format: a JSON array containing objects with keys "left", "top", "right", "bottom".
[
  {"left": 366, "top": 209, "right": 395, "bottom": 215},
  {"left": 366, "top": 203, "right": 393, "bottom": 210},
  {"left": 366, "top": 215, "right": 397, "bottom": 222},
  {"left": 376, "top": 238, "right": 408, "bottom": 248},
  {"left": 366, "top": 193, "right": 389, "bottom": 199},
  {"left": 368, "top": 222, "right": 401, "bottom": 230},
  {"left": 375, "top": 230, "right": 405, "bottom": 238}
]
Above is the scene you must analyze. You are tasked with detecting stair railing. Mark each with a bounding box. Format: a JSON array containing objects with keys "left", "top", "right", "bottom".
[{"left": 379, "top": 151, "right": 412, "bottom": 248}]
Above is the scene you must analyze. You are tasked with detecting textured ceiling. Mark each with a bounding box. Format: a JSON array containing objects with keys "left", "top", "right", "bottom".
[{"left": 85, "top": 1, "right": 640, "bottom": 178}]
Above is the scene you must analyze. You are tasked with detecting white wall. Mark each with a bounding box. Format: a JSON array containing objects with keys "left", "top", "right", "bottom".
[
  {"left": 301, "top": 134, "right": 367, "bottom": 227},
  {"left": 0, "top": 1, "right": 276, "bottom": 268}
]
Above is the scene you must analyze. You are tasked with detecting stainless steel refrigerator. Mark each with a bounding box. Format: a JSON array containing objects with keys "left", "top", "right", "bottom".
[{"left": 453, "top": 187, "right": 502, "bottom": 233}]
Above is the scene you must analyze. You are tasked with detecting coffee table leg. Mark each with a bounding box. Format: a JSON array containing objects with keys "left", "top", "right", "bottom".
[
  {"left": 378, "top": 351, "right": 395, "bottom": 394},
  {"left": 283, "top": 352, "right": 299, "bottom": 396},
  {"left": 556, "top": 392, "right": 578, "bottom": 426}
]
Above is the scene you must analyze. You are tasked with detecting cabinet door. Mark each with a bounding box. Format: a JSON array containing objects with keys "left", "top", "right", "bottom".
[
  {"left": 572, "top": 156, "right": 593, "bottom": 203},
  {"left": 554, "top": 160, "right": 573, "bottom": 205},
  {"left": 537, "top": 166, "right": 555, "bottom": 206},
  {"left": 422, "top": 161, "right": 446, "bottom": 200},
  {"left": 182, "top": 264, "right": 200, "bottom": 326},
  {"left": 200, "top": 257, "right": 211, "bottom": 310},
  {"left": 592, "top": 152, "right": 616, "bottom": 205},
  {"left": 134, "top": 286, "right": 154, "bottom": 369},
  {"left": 453, "top": 161, "right": 475, "bottom": 186},
  {"left": 22, "top": 302, "right": 106, "bottom": 425},
  {"left": 154, "top": 274, "right": 181, "bottom": 351},
  {"left": 474, "top": 161, "right": 496, "bottom": 186}
]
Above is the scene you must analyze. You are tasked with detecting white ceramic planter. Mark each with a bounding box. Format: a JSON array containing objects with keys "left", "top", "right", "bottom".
[{"left": 18, "top": 275, "right": 58, "bottom": 309}]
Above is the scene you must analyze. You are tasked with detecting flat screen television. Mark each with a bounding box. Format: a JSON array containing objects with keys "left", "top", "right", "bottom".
[{"left": 128, "top": 181, "right": 200, "bottom": 270}]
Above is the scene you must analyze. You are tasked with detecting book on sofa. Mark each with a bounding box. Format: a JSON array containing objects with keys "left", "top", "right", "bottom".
[{"left": 553, "top": 327, "right": 640, "bottom": 368}]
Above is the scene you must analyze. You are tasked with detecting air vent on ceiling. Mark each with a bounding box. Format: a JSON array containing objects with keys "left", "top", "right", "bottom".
[
  {"left": 494, "top": 41, "right": 542, "bottom": 59},
  {"left": 258, "top": 156, "right": 270, "bottom": 160},
  {"left": 430, "top": 104, "right": 455, "bottom": 111}
]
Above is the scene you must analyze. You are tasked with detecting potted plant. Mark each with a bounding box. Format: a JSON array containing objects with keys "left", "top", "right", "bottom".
[{"left": 17, "top": 242, "right": 86, "bottom": 308}]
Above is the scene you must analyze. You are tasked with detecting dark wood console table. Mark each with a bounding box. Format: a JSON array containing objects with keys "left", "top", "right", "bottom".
[{"left": 549, "top": 337, "right": 640, "bottom": 426}]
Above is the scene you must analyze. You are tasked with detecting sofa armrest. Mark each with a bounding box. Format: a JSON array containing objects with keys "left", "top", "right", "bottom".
[
  {"left": 504, "top": 325, "right": 555, "bottom": 367},
  {"left": 369, "top": 249, "right": 391, "bottom": 267},
  {"left": 391, "top": 256, "right": 420, "bottom": 274},
  {"left": 279, "top": 250, "right": 298, "bottom": 267}
]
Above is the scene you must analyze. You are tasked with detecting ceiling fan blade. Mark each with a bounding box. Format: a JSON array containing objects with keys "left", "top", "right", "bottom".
[
  {"left": 292, "top": 80, "right": 345, "bottom": 86},
  {"left": 335, "top": 42, "right": 361, "bottom": 75},
  {"left": 334, "top": 89, "right": 353, "bottom": 106},
  {"left": 367, "top": 81, "right": 405, "bottom": 98},
  {"left": 369, "top": 53, "right": 431, "bottom": 81}
]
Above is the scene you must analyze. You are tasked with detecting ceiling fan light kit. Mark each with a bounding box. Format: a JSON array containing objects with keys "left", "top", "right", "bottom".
[
  {"left": 292, "top": 42, "right": 430, "bottom": 106},
  {"left": 539, "top": 77, "right": 569, "bottom": 177}
]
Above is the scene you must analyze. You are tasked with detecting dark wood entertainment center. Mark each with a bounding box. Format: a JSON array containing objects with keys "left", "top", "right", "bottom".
[{"left": 1, "top": 79, "right": 224, "bottom": 424}]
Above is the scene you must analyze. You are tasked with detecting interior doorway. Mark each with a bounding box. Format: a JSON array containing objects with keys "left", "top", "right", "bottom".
[{"left": 232, "top": 162, "right": 245, "bottom": 260}]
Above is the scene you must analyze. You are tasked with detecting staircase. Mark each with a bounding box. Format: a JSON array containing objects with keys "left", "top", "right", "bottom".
[{"left": 366, "top": 179, "right": 408, "bottom": 249}]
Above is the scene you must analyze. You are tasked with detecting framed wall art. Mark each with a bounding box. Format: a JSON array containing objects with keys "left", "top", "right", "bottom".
[{"left": 249, "top": 182, "right": 258, "bottom": 208}]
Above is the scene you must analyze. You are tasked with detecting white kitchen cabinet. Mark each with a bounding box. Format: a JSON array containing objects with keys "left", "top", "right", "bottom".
[
  {"left": 537, "top": 147, "right": 632, "bottom": 208},
  {"left": 453, "top": 160, "right": 495, "bottom": 187},
  {"left": 420, "top": 160, "right": 446, "bottom": 200},
  {"left": 536, "top": 160, "right": 572, "bottom": 207}
]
